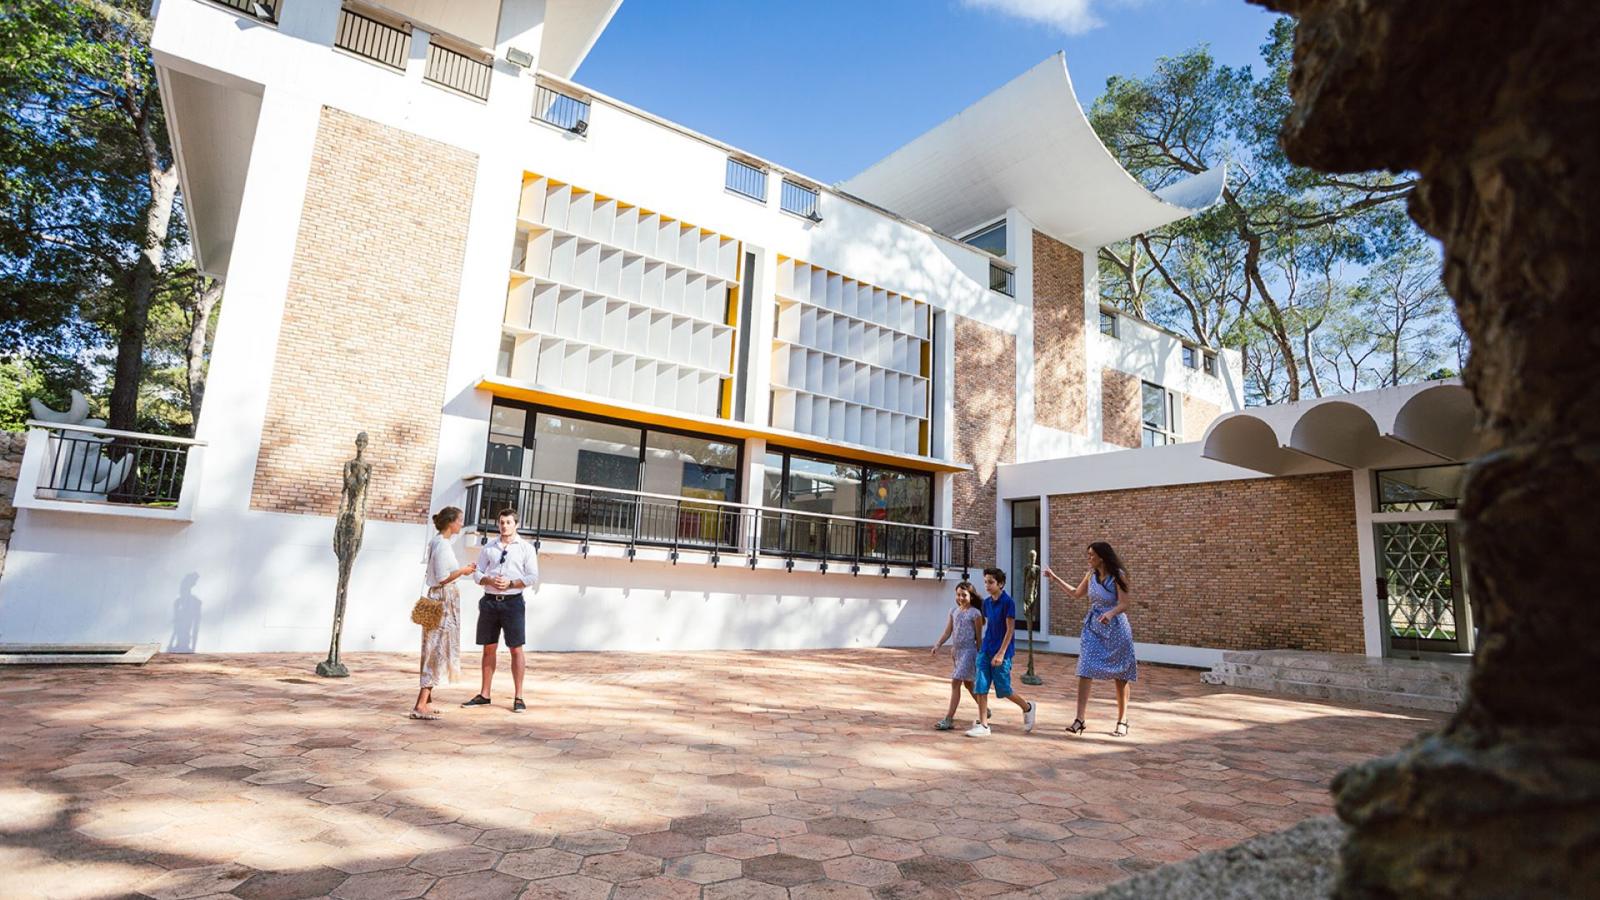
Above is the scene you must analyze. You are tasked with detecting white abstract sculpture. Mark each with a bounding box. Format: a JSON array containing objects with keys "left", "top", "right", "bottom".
[{"left": 31, "top": 390, "right": 134, "bottom": 501}]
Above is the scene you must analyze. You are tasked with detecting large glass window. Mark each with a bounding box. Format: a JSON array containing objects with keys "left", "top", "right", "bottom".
[
  {"left": 1142, "top": 382, "right": 1177, "bottom": 447},
  {"left": 482, "top": 401, "right": 744, "bottom": 543},
  {"left": 760, "top": 447, "right": 932, "bottom": 562},
  {"left": 962, "top": 220, "right": 1007, "bottom": 256},
  {"left": 1378, "top": 464, "right": 1465, "bottom": 512}
]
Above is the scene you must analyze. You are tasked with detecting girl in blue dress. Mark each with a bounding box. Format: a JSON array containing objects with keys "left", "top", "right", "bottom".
[
  {"left": 930, "top": 581, "right": 985, "bottom": 731},
  {"left": 1046, "top": 541, "right": 1137, "bottom": 737}
]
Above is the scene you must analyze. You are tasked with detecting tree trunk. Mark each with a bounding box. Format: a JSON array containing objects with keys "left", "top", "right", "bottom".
[
  {"left": 107, "top": 165, "right": 177, "bottom": 432},
  {"left": 186, "top": 277, "right": 222, "bottom": 432},
  {"left": 1257, "top": 1, "right": 1600, "bottom": 896}
]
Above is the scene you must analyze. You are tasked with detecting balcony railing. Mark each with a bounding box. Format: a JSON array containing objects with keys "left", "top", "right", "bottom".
[
  {"left": 534, "top": 84, "right": 590, "bottom": 134},
  {"left": 19, "top": 421, "right": 205, "bottom": 516},
  {"left": 335, "top": 6, "right": 410, "bottom": 71},
  {"left": 780, "top": 179, "right": 821, "bottom": 220},
  {"left": 462, "top": 475, "right": 974, "bottom": 577},
  {"left": 726, "top": 158, "right": 768, "bottom": 202},
  {"left": 206, "top": 0, "right": 277, "bottom": 22},
  {"left": 424, "top": 40, "right": 492, "bottom": 100},
  {"left": 990, "top": 262, "right": 1016, "bottom": 297}
]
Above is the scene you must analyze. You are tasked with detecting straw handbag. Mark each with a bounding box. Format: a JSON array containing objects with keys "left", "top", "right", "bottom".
[{"left": 411, "top": 541, "right": 445, "bottom": 630}]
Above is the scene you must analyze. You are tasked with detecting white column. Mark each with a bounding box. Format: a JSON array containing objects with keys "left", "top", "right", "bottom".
[{"left": 1353, "top": 467, "right": 1384, "bottom": 657}]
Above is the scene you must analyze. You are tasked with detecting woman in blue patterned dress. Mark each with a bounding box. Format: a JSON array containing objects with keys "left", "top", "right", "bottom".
[
  {"left": 930, "top": 581, "right": 985, "bottom": 731},
  {"left": 1046, "top": 541, "right": 1137, "bottom": 736}
]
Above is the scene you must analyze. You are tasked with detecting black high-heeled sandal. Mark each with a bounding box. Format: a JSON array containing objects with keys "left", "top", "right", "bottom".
[
  {"left": 1113, "top": 720, "right": 1130, "bottom": 737},
  {"left": 1065, "top": 718, "right": 1086, "bottom": 734}
]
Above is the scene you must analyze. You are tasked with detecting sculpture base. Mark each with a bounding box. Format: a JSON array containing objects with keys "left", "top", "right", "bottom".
[
  {"left": 315, "top": 660, "right": 350, "bottom": 678},
  {"left": 1021, "top": 673, "right": 1044, "bottom": 685}
]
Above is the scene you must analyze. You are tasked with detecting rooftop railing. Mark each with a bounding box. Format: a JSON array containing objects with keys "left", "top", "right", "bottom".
[
  {"left": 534, "top": 84, "right": 590, "bottom": 134},
  {"left": 462, "top": 474, "right": 974, "bottom": 578},
  {"left": 424, "top": 39, "right": 493, "bottom": 100},
  {"left": 206, "top": 0, "right": 277, "bottom": 22},
  {"left": 21, "top": 421, "right": 205, "bottom": 513},
  {"left": 335, "top": 6, "right": 410, "bottom": 71}
]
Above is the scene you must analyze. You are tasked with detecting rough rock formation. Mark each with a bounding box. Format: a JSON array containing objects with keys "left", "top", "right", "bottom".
[
  {"left": 1252, "top": 1, "right": 1600, "bottom": 897},
  {"left": 1086, "top": 817, "right": 1347, "bottom": 900}
]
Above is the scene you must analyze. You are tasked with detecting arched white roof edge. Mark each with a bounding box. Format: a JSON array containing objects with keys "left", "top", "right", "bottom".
[{"left": 841, "top": 53, "right": 1227, "bottom": 249}]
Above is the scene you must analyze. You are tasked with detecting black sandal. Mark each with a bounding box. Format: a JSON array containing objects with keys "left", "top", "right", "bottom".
[
  {"left": 1065, "top": 718, "right": 1086, "bottom": 734},
  {"left": 1113, "top": 720, "right": 1130, "bottom": 737}
]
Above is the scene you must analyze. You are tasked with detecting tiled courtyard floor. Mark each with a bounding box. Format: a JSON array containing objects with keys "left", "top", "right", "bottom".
[{"left": 0, "top": 649, "right": 1443, "bottom": 899}]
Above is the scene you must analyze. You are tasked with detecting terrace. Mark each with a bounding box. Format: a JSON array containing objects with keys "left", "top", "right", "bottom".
[{"left": 0, "top": 649, "right": 1441, "bottom": 898}]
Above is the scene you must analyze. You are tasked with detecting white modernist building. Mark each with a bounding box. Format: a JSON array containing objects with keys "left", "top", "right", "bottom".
[{"left": 0, "top": 0, "right": 1240, "bottom": 653}]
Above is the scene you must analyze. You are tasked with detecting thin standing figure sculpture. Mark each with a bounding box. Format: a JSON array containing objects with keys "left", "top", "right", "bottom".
[
  {"left": 1021, "top": 549, "right": 1043, "bottom": 685},
  {"left": 317, "top": 431, "right": 372, "bottom": 677}
]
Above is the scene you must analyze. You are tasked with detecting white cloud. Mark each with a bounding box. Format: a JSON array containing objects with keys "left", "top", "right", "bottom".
[{"left": 959, "top": 0, "right": 1107, "bottom": 35}]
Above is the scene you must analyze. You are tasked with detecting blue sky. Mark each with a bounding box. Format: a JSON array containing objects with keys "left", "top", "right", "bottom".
[{"left": 577, "top": 0, "right": 1283, "bottom": 184}]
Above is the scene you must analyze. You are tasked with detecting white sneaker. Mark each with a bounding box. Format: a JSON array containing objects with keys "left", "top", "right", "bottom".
[
  {"left": 1024, "top": 701, "right": 1038, "bottom": 733},
  {"left": 965, "top": 721, "right": 991, "bottom": 737}
]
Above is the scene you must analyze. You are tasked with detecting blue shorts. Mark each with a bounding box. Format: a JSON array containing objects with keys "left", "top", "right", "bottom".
[{"left": 974, "top": 657, "right": 1013, "bottom": 698}]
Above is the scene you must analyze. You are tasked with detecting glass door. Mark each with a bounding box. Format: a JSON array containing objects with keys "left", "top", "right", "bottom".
[
  {"left": 1010, "top": 499, "right": 1041, "bottom": 633},
  {"left": 1375, "top": 465, "right": 1473, "bottom": 656}
]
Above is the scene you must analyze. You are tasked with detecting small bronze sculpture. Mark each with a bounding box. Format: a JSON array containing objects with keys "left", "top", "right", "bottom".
[
  {"left": 1020, "top": 549, "right": 1044, "bottom": 685},
  {"left": 317, "top": 431, "right": 372, "bottom": 678}
]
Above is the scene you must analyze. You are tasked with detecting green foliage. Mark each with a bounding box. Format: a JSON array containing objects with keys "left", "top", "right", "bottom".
[
  {"left": 1090, "top": 16, "right": 1459, "bottom": 402},
  {"left": 0, "top": 0, "right": 210, "bottom": 434}
]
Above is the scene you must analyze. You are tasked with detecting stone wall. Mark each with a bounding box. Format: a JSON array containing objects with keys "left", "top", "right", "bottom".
[
  {"left": 0, "top": 431, "right": 25, "bottom": 580},
  {"left": 952, "top": 316, "right": 1016, "bottom": 564},
  {"left": 250, "top": 107, "right": 479, "bottom": 522},
  {"left": 1031, "top": 231, "right": 1088, "bottom": 435},
  {"left": 1047, "top": 471, "right": 1363, "bottom": 653},
  {"left": 1101, "top": 368, "right": 1142, "bottom": 448}
]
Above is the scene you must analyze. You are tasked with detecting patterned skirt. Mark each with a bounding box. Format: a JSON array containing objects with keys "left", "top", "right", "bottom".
[{"left": 419, "top": 583, "right": 461, "bottom": 689}]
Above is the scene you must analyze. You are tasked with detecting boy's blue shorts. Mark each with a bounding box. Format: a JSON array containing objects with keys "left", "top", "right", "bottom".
[{"left": 975, "top": 657, "right": 1013, "bottom": 698}]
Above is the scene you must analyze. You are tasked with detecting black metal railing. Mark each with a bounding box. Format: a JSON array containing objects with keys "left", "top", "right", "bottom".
[
  {"left": 725, "top": 158, "right": 768, "bottom": 202},
  {"left": 424, "top": 40, "right": 492, "bottom": 100},
  {"left": 207, "top": 0, "right": 277, "bottom": 22},
  {"left": 336, "top": 7, "right": 410, "bottom": 71},
  {"left": 534, "top": 84, "right": 590, "bottom": 134},
  {"left": 463, "top": 475, "right": 972, "bottom": 576},
  {"left": 33, "top": 424, "right": 197, "bottom": 507},
  {"left": 990, "top": 262, "right": 1016, "bottom": 297},
  {"left": 780, "top": 179, "right": 820, "bottom": 219}
]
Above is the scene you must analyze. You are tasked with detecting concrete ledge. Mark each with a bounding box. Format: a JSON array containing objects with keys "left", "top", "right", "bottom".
[{"left": 0, "top": 643, "right": 160, "bottom": 665}]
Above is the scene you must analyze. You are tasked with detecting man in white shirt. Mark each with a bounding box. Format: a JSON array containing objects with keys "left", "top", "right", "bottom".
[{"left": 460, "top": 507, "right": 539, "bottom": 713}]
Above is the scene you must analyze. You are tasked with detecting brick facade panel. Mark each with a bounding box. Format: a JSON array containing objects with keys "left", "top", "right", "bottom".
[
  {"left": 1032, "top": 231, "right": 1087, "bottom": 435},
  {"left": 250, "top": 107, "right": 479, "bottom": 522},
  {"left": 1047, "top": 472, "right": 1363, "bottom": 653},
  {"left": 1101, "top": 368, "right": 1142, "bottom": 448},
  {"left": 1183, "top": 394, "right": 1222, "bottom": 444},
  {"left": 952, "top": 316, "right": 1016, "bottom": 564}
]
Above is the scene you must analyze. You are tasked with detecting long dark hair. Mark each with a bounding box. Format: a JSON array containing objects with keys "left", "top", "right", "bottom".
[
  {"left": 1088, "top": 541, "right": 1129, "bottom": 592},
  {"left": 954, "top": 581, "right": 980, "bottom": 609}
]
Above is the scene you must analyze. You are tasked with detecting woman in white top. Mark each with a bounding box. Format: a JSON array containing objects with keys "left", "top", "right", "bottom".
[{"left": 412, "top": 506, "right": 475, "bottom": 719}]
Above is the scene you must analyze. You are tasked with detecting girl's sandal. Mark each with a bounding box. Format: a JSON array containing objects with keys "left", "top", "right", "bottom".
[
  {"left": 1113, "top": 721, "right": 1130, "bottom": 737},
  {"left": 934, "top": 718, "right": 954, "bottom": 731},
  {"left": 1065, "top": 718, "right": 1086, "bottom": 735},
  {"left": 408, "top": 710, "right": 440, "bottom": 720}
]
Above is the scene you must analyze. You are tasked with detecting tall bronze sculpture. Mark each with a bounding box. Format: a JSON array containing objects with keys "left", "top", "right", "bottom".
[
  {"left": 1254, "top": 1, "right": 1600, "bottom": 895},
  {"left": 317, "top": 431, "right": 372, "bottom": 678},
  {"left": 1020, "top": 549, "right": 1043, "bottom": 685}
]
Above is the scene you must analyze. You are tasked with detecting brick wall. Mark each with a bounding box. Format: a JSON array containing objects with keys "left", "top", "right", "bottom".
[
  {"left": 1047, "top": 472, "right": 1363, "bottom": 653},
  {"left": 1183, "top": 394, "right": 1222, "bottom": 443},
  {"left": 952, "top": 316, "right": 1016, "bottom": 563},
  {"left": 250, "top": 107, "right": 479, "bottom": 521},
  {"left": 0, "top": 431, "right": 25, "bottom": 580},
  {"left": 1032, "top": 231, "right": 1087, "bottom": 435},
  {"left": 1101, "top": 368, "right": 1142, "bottom": 448}
]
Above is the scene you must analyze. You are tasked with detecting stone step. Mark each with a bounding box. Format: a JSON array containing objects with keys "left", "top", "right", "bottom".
[
  {"left": 1216, "top": 673, "right": 1460, "bottom": 713},
  {"left": 1210, "top": 660, "right": 1464, "bottom": 698},
  {"left": 0, "top": 643, "right": 159, "bottom": 665}
]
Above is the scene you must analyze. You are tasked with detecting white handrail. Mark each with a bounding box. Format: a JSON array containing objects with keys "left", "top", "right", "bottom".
[{"left": 26, "top": 420, "right": 208, "bottom": 447}]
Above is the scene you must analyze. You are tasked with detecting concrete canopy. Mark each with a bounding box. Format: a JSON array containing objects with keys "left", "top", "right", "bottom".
[
  {"left": 1201, "top": 382, "right": 1482, "bottom": 475},
  {"left": 840, "top": 53, "right": 1226, "bottom": 250},
  {"left": 539, "top": 0, "right": 624, "bottom": 79}
]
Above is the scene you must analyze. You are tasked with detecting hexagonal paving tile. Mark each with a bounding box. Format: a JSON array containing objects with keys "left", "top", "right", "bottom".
[
  {"left": 777, "top": 833, "right": 853, "bottom": 861},
  {"left": 742, "top": 852, "right": 827, "bottom": 887},
  {"left": 494, "top": 847, "right": 581, "bottom": 881},
  {"left": 331, "top": 868, "right": 435, "bottom": 900},
  {"left": 578, "top": 850, "right": 662, "bottom": 882},
  {"left": 553, "top": 829, "right": 630, "bottom": 856},
  {"left": 666, "top": 852, "right": 743, "bottom": 884},
  {"left": 821, "top": 855, "right": 901, "bottom": 887},
  {"left": 410, "top": 845, "right": 500, "bottom": 876}
]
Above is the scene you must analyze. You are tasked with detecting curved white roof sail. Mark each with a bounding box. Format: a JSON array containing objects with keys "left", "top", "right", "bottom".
[
  {"left": 539, "top": 0, "right": 624, "bottom": 79},
  {"left": 841, "top": 53, "right": 1226, "bottom": 250}
]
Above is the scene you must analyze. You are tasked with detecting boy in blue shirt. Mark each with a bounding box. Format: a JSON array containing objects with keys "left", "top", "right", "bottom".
[{"left": 967, "top": 567, "right": 1038, "bottom": 736}]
